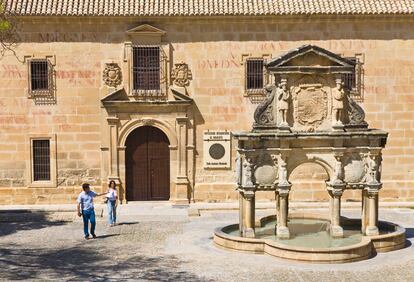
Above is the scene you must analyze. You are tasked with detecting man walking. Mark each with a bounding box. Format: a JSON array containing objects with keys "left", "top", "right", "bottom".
[{"left": 77, "top": 183, "right": 106, "bottom": 239}]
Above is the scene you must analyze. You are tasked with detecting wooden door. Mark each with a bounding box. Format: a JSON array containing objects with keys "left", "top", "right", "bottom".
[{"left": 126, "top": 126, "right": 170, "bottom": 201}]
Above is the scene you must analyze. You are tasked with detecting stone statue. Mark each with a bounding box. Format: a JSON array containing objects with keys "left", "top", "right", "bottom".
[
  {"left": 278, "top": 156, "right": 289, "bottom": 186},
  {"left": 332, "top": 78, "right": 344, "bottom": 126},
  {"left": 235, "top": 153, "right": 241, "bottom": 186},
  {"left": 333, "top": 155, "right": 344, "bottom": 185},
  {"left": 277, "top": 78, "right": 289, "bottom": 126},
  {"left": 254, "top": 84, "right": 276, "bottom": 126},
  {"left": 243, "top": 158, "right": 254, "bottom": 186}
]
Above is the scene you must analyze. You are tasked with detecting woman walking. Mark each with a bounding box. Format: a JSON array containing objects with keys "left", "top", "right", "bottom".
[{"left": 106, "top": 180, "right": 118, "bottom": 226}]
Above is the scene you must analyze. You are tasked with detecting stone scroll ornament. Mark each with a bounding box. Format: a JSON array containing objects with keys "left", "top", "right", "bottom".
[
  {"left": 171, "top": 61, "right": 192, "bottom": 87},
  {"left": 103, "top": 63, "right": 122, "bottom": 88},
  {"left": 347, "top": 97, "right": 368, "bottom": 126},
  {"left": 254, "top": 85, "right": 276, "bottom": 125}
]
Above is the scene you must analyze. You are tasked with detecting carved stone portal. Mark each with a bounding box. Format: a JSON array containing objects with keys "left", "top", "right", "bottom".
[{"left": 237, "top": 45, "right": 387, "bottom": 239}]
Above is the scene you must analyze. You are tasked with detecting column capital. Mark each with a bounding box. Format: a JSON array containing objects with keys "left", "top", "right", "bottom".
[
  {"left": 107, "top": 116, "right": 119, "bottom": 125},
  {"left": 176, "top": 117, "right": 189, "bottom": 124}
]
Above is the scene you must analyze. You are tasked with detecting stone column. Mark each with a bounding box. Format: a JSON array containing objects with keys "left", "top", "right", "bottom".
[
  {"left": 276, "top": 188, "right": 290, "bottom": 238},
  {"left": 365, "top": 186, "right": 380, "bottom": 236},
  {"left": 242, "top": 190, "right": 255, "bottom": 238},
  {"left": 327, "top": 152, "right": 345, "bottom": 237},
  {"left": 174, "top": 117, "right": 190, "bottom": 205},
  {"left": 117, "top": 146, "right": 126, "bottom": 204},
  {"left": 239, "top": 190, "right": 244, "bottom": 236},
  {"left": 276, "top": 155, "right": 291, "bottom": 239},
  {"left": 329, "top": 188, "right": 344, "bottom": 237},
  {"left": 361, "top": 189, "right": 368, "bottom": 234},
  {"left": 107, "top": 117, "right": 120, "bottom": 184},
  {"left": 364, "top": 151, "right": 382, "bottom": 236}
]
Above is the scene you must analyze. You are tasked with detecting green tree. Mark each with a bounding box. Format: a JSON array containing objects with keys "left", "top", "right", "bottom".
[{"left": 0, "top": 0, "right": 16, "bottom": 56}]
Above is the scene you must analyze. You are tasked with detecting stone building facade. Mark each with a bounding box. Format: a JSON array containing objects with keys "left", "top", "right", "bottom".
[{"left": 1, "top": 0, "right": 414, "bottom": 205}]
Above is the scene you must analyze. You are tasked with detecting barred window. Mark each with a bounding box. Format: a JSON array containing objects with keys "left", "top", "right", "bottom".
[
  {"left": 30, "top": 60, "right": 49, "bottom": 91},
  {"left": 132, "top": 46, "right": 160, "bottom": 91},
  {"left": 343, "top": 57, "right": 363, "bottom": 97},
  {"left": 246, "top": 59, "right": 264, "bottom": 90},
  {"left": 32, "top": 140, "right": 51, "bottom": 181}
]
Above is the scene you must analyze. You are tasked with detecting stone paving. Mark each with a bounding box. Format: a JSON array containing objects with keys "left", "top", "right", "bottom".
[{"left": 1, "top": 204, "right": 414, "bottom": 281}]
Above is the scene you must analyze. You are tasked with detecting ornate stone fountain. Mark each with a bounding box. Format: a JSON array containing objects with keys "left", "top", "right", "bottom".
[{"left": 214, "top": 45, "right": 405, "bottom": 263}]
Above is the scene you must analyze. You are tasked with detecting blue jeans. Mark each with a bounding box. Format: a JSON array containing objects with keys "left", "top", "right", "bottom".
[
  {"left": 82, "top": 209, "right": 96, "bottom": 237},
  {"left": 107, "top": 200, "right": 116, "bottom": 224}
]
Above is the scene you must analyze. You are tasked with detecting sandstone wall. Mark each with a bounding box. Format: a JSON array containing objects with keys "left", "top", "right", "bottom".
[{"left": 0, "top": 16, "right": 413, "bottom": 204}]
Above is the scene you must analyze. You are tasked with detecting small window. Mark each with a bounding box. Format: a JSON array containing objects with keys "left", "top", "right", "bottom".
[
  {"left": 132, "top": 46, "right": 160, "bottom": 91},
  {"left": 32, "top": 140, "right": 51, "bottom": 181},
  {"left": 246, "top": 59, "right": 264, "bottom": 91},
  {"left": 28, "top": 59, "right": 54, "bottom": 98},
  {"left": 30, "top": 60, "right": 49, "bottom": 91},
  {"left": 343, "top": 57, "right": 363, "bottom": 100}
]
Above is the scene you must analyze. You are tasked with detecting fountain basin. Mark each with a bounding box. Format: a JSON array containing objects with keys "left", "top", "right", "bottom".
[{"left": 214, "top": 213, "right": 405, "bottom": 263}]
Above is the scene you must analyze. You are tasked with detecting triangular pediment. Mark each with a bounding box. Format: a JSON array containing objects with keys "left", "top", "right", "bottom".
[
  {"left": 126, "top": 24, "right": 166, "bottom": 36},
  {"left": 266, "top": 45, "right": 355, "bottom": 71},
  {"left": 101, "top": 88, "right": 129, "bottom": 102}
]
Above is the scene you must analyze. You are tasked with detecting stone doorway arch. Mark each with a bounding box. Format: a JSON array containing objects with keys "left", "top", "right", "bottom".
[{"left": 125, "top": 126, "right": 170, "bottom": 201}]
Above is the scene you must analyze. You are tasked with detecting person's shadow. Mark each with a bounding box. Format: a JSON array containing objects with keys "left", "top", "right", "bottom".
[{"left": 114, "top": 222, "right": 140, "bottom": 226}]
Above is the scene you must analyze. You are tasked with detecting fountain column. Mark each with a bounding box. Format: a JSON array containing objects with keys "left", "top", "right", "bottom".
[
  {"left": 328, "top": 152, "right": 345, "bottom": 237},
  {"left": 329, "top": 188, "right": 344, "bottom": 237},
  {"left": 240, "top": 156, "right": 256, "bottom": 238},
  {"left": 277, "top": 155, "right": 291, "bottom": 239},
  {"left": 364, "top": 152, "right": 382, "bottom": 236},
  {"left": 365, "top": 186, "right": 380, "bottom": 236},
  {"left": 242, "top": 191, "right": 256, "bottom": 238}
]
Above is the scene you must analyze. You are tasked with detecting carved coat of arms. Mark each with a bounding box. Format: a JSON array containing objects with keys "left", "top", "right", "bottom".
[
  {"left": 171, "top": 61, "right": 192, "bottom": 87},
  {"left": 103, "top": 63, "right": 122, "bottom": 87},
  {"left": 293, "top": 84, "right": 328, "bottom": 131}
]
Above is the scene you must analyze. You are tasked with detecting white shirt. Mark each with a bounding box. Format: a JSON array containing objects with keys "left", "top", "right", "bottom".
[{"left": 106, "top": 188, "right": 117, "bottom": 201}]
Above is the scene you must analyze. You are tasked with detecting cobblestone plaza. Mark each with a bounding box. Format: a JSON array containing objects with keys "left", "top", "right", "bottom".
[{"left": 1, "top": 203, "right": 414, "bottom": 281}]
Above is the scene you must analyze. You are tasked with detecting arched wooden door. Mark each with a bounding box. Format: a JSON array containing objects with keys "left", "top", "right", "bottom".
[{"left": 125, "top": 126, "right": 170, "bottom": 201}]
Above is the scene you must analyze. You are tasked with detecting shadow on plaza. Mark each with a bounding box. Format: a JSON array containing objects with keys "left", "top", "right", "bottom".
[
  {"left": 405, "top": 228, "right": 414, "bottom": 239},
  {"left": 0, "top": 211, "right": 67, "bottom": 237},
  {"left": 0, "top": 244, "right": 203, "bottom": 281}
]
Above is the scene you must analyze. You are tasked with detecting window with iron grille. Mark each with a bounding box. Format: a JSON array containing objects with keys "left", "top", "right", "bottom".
[
  {"left": 132, "top": 46, "right": 161, "bottom": 91},
  {"left": 246, "top": 59, "right": 264, "bottom": 91},
  {"left": 29, "top": 60, "right": 50, "bottom": 92},
  {"left": 343, "top": 57, "right": 363, "bottom": 99},
  {"left": 32, "top": 140, "right": 51, "bottom": 181}
]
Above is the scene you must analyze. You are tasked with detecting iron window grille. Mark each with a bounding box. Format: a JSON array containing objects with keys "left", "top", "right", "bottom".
[
  {"left": 132, "top": 46, "right": 167, "bottom": 100},
  {"left": 245, "top": 58, "right": 268, "bottom": 103},
  {"left": 32, "top": 139, "right": 51, "bottom": 181},
  {"left": 28, "top": 59, "right": 54, "bottom": 97},
  {"left": 343, "top": 57, "right": 364, "bottom": 101}
]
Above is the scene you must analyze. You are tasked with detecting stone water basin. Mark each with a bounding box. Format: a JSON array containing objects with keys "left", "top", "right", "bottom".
[{"left": 214, "top": 213, "right": 405, "bottom": 263}]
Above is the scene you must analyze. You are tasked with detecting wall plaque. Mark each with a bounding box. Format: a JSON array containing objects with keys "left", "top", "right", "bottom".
[{"left": 203, "top": 131, "right": 231, "bottom": 169}]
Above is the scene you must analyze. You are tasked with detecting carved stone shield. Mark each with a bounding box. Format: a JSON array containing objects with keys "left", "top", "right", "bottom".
[{"left": 294, "top": 84, "right": 328, "bottom": 129}]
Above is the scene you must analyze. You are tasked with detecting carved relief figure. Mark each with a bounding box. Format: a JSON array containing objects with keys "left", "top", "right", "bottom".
[
  {"left": 278, "top": 156, "right": 289, "bottom": 186},
  {"left": 254, "top": 84, "right": 276, "bottom": 125},
  {"left": 277, "top": 78, "right": 289, "bottom": 126},
  {"left": 332, "top": 78, "right": 344, "bottom": 126},
  {"left": 332, "top": 155, "right": 344, "bottom": 185},
  {"left": 243, "top": 158, "right": 254, "bottom": 186}
]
